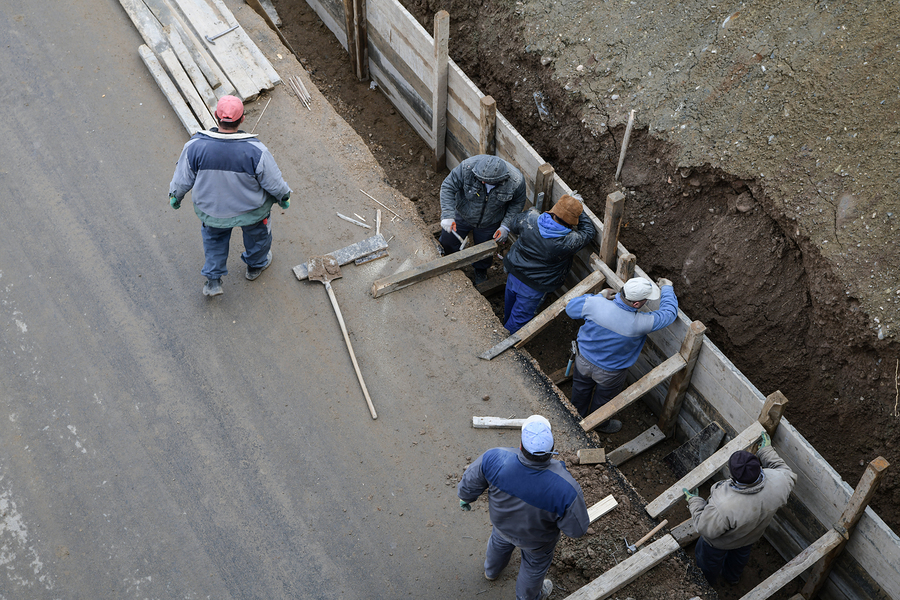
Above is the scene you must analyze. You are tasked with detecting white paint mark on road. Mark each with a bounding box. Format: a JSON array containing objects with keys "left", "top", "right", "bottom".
[{"left": 0, "top": 486, "right": 55, "bottom": 593}]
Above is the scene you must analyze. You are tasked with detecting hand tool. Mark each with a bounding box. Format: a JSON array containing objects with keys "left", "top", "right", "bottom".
[
  {"left": 451, "top": 229, "right": 468, "bottom": 250},
  {"left": 206, "top": 24, "right": 239, "bottom": 44},
  {"left": 308, "top": 255, "right": 377, "bottom": 419},
  {"left": 625, "top": 519, "right": 668, "bottom": 554},
  {"left": 565, "top": 340, "right": 577, "bottom": 377}
]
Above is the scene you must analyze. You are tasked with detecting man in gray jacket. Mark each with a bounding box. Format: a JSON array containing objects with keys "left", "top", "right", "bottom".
[
  {"left": 458, "top": 415, "right": 589, "bottom": 600},
  {"left": 685, "top": 432, "right": 797, "bottom": 585},
  {"left": 439, "top": 155, "right": 527, "bottom": 284},
  {"left": 169, "top": 95, "right": 292, "bottom": 297}
]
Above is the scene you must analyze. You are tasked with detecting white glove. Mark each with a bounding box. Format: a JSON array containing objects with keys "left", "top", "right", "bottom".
[
  {"left": 441, "top": 219, "right": 456, "bottom": 233},
  {"left": 493, "top": 226, "right": 510, "bottom": 243},
  {"left": 657, "top": 278, "right": 673, "bottom": 288}
]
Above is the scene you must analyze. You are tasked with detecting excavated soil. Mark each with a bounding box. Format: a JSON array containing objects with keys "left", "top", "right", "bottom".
[{"left": 273, "top": 0, "right": 898, "bottom": 595}]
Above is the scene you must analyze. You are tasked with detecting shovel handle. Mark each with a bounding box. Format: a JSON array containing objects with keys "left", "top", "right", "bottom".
[{"left": 324, "top": 282, "right": 378, "bottom": 419}]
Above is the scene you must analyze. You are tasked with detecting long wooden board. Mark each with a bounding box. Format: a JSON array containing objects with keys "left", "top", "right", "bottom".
[
  {"left": 740, "top": 529, "right": 845, "bottom": 600},
  {"left": 138, "top": 45, "right": 200, "bottom": 135},
  {"left": 371, "top": 240, "right": 496, "bottom": 298},
  {"left": 607, "top": 425, "right": 666, "bottom": 467}
]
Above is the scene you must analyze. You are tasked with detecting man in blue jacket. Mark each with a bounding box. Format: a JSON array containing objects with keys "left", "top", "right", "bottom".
[
  {"left": 458, "top": 415, "right": 589, "bottom": 600},
  {"left": 565, "top": 278, "right": 678, "bottom": 433},
  {"left": 169, "top": 95, "right": 292, "bottom": 297},
  {"left": 439, "top": 155, "right": 527, "bottom": 285},
  {"left": 502, "top": 194, "right": 596, "bottom": 333}
]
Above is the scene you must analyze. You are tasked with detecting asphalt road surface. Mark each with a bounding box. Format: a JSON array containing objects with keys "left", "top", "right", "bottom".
[{"left": 0, "top": 1, "right": 591, "bottom": 598}]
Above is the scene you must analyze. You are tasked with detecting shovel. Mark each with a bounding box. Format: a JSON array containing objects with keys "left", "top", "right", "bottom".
[{"left": 308, "top": 255, "right": 377, "bottom": 419}]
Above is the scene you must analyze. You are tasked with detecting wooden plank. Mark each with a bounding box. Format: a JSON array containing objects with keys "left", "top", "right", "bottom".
[
  {"left": 607, "top": 425, "right": 665, "bottom": 467},
  {"left": 447, "top": 61, "right": 481, "bottom": 157},
  {"left": 577, "top": 449, "right": 606, "bottom": 465},
  {"left": 494, "top": 109, "right": 545, "bottom": 200},
  {"left": 535, "top": 163, "right": 554, "bottom": 212},
  {"left": 158, "top": 47, "right": 217, "bottom": 129},
  {"left": 367, "top": 45, "right": 433, "bottom": 146},
  {"left": 658, "top": 320, "right": 708, "bottom": 436},
  {"left": 479, "top": 95, "right": 496, "bottom": 155},
  {"left": 293, "top": 234, "right": 388, "bottom": 280},
  {"left": 341, "top": 0, "right": 368, "bottom": 80},
  {"left": 671, "top": 518, "right": 700, "bottom": 547},
  {"left": 164, "top": 24, "right": 218, "bottom": 113},
  {"left": 207, "top": 0, "right": 281, "bottom": 86},
  {"left": 562, "top": 534, "right": 680, "bottom": 600},
  {"left": 663, "top": 422, "right": 726, "bottom": 479},
  {"left": 646, "top": 421, "right": 765, "bottom": 518},
  {"left": 598, "top": 191, "right": 625, "bottom": 269},
  {"left": 372, "top": 240, "right": 496, "bottom": 298},
  {"left": 739, "top": 529, "right": 845, "bottom": 600},
  {"left": 580, "top": 354, "right": 687, "bottom": 433},
  {"left": 138, "top": 45, "right": 201, "bottom": 135},
  {"left": 119, "top": 0, "right": 168, "bottom": 52},
  {"left": 479, "top": 270, "right": 605, "bottom": 361},
  {"left": 587, "top": 495, "right": 617, "bottom": 523},
  {"left": 431, "top": 11, "right": 449, "bottom": 170},
  {"left": 472, "top": 416, "right": 525, "bottom": 429}
]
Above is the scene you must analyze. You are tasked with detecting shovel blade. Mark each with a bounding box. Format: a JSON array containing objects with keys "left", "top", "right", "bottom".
[{"left": 308, "top": 255, "right": 342, "bottom": 283}]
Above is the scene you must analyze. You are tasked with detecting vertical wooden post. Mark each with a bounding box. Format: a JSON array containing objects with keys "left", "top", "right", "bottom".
[
  {"left": 657, "top": 321, "right": 707, "bottom": 436},
  {"left": 798, "top": 457, "right": 890, "bottom": 599},
  {"left": 479, "top": 95, "right": 496, "bottom": 155},
  {"left": 535, "top": 163, "right": 554, "bottom": 212},
  {"left": 599, "top": 191, "right": 625, "bottom": 268},
  {"left": 342, "top": 0, "right": 368, "bottom": 81},
  {"left": 616, "top": 253, "right": 636, "bottom": 283},
  {"left": 431, "top": 10, "right": 449, "bottom": 171},
  {"left": 758, "top": 391, "right": 788, "bottom": 437}
]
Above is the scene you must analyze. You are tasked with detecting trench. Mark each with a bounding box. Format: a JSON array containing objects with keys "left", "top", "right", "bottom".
[{"left": 273, "top": 0, "right": 899, "bottom": 537}]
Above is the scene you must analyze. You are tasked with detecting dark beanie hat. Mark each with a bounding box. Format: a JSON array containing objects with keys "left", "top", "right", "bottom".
[{"left": 729, "top": 450, "right": 761, "bottom": 484}]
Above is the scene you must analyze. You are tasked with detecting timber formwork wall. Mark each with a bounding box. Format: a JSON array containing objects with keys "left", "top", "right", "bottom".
[{"left": 302, "top": 0, "right": 900, "bottom": 598}]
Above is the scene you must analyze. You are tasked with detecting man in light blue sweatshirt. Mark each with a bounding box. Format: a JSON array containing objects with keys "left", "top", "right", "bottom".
[{"left": 564, "top": 277, "right": 678, "bottom": 433}]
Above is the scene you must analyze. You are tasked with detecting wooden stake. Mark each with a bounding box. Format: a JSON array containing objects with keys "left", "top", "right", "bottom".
[
  {"left": 657, "top": 320, "right": 707, "bottom": 436},
  {"left": 376, "top": 209, "right": 382, "bottom": 236},
  {"left": 598, "top": 191, "right": 625, "bottom": 269},
  {"left": 431, "top": 11, "right": 449, "bottom": 172},
  {"left": 342, "top": 0, "right": 368, "bottom": 81},
  {"left": 479, "top": 95, "right": 497, "bottom": 156},
  {"left": 535, "top": 163, "right": 555, "bottom": 212},
  {"left": 615, "top": 109, "right": 635, "bottom": 181},
  {"left": 360, "top": 189, "right": 403, "bottom": 219},
  {"left": 615, "top": 253, "right": 636, "bottom": 283},
  {"left": 337, "top": 212, "right": 371, "bottom": 229},
  {"left": 250, "top": 98, "right": 271, "bottom": 134}
]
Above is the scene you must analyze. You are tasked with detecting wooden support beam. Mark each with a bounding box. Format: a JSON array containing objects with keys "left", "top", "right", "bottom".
[
  {"left": 580, "top": 354, "right": 687, "bottom": 432},
  {"left": 646, "top": 421, "right": 765, "bottom": 518},
  {"left": 472, "top": 416, "right": 526, "bottom": 429},
  {"left": 607, "top": 425, "right": 665, "bottom": 467},
  {"left": 616, "top": 252, "right": 636, "bottom": 282},
  {"left": 577, "top": 449, "right": 606, "bottom": 465},
  {"left": 535, "top": 163, "right": 555, "bottom": 212},
  {"left": 588, "top": 495, "right": 617, "bottom": 523},
  {"left": 657, "top": 320, "right": 707, "bottom": 436},
  {"left": 431, "top": 10, "right": 449, "bottom": 171},
  {"left": 598, "top": 191, "right": 625, "bottom": 269},
  {"left": 478, "top": 95, "right": 496, "bottom": 156},
  {"left": 479, "top": 270, "right": 605, "bottom": 360},
  {"left": 342, "top": 0, "right": 368, "bottom": 81},
  {"left": 138, "top": 45, "right": 201, "bottom": 135},
  {"left": 372, "top": 240, "right": 496, "bottom": 298},
  {"left": 759, "top": 390, "right": 788, "bottom": 437},
  {"left": 671, "top": 517, "right": 700, "bottom": 547},
  {"left": 562, "top": 534, "right": 680, "bottom": 600},
  {"left": 799, "top": 456, "right": 890, "bottom": 599},
  {"left": 739, "top": 529, "right": 845, "bottom": 600}
]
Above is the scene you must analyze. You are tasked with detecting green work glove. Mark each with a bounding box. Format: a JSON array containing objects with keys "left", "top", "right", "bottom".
[
  {"left": 169, "top": 195, "right": 181, "bottom": 210},
  {"left": 278, "top": 192, "right": 291, "bottom": 209},
  {"left": 683, "top": 487, "right": 699, "bottom": 501},
  {"left": 459, "top": 499, "right": 471, "bottom": 511},
  {"left": 759, "top": 431, "right": 771, "bottom": 449}
]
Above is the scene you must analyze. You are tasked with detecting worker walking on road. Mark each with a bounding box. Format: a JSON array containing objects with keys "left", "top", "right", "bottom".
[
  {"left": 684, "top": 433, "right": 797, "bottom": 585},
  {"left": 458, "top": 415, "right": 589, "bottom": 600},
  {"left": 439, "top": 154, "right": 527, "bottom": 285},
  {"left": 564, "top": 277, "right": 678, "bottom": 433},
  {"left": 502, "top": 194, "right": 596, "bottom": 333},
  {"left": 169, "top": 95, "right": 292, "bottom": 297}
]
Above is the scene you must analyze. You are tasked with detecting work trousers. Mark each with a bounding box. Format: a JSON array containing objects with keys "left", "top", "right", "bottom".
[
  {"left": 503, "top": 273, "right": 546, "bottom": 333},
  {"left": 694, "top": 536, "right": 754, "bottom": 585},
  {"left": 484, "top": 529, "right": 557, "bottom": 600},
  {"left": 200, "top": 215, "right": 272, "bottom": 280},
  {"left": 570, "top": 355, "right": 627, "bottom": 418},
  {"left": 438, "top": 215, "right": 498, "bottom": 271}
]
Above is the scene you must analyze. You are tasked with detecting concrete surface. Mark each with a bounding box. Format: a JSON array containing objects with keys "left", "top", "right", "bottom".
[{"left": 0, "top": 1, "right": 591, "bottom": 598}]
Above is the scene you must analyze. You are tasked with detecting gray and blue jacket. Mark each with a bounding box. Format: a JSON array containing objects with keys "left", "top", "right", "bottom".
[
  {"left": 457, "top": 447, "right": 589, "bottom": 548},
  {"left": 565, "top": 285, "right": 678, "bottom": 371},
  {"left": 169, "top": 129, "right": 292, "bottom": 228},
  {"left": 439, "top": 156, "right": 527, "bottom": 230}
]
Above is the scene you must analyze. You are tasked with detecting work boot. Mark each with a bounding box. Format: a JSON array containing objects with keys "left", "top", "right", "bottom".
[
  {"left": 473, "top": 268, "right": 488, "bottom": 286},
  {"left": 539, "top": 579, "right": 553, "bottom": 599},
  {"left": 597, "top": 419, "right": 622, "bottom": 434},
  {"left": 203, "top": 278, "right": 223, "bottom": 297},
  {"left": 484, "top": 571, "right": 497, "bottom": 581},
  {"left": 246, "top": 250, "right": 273, "bottom": 280}
]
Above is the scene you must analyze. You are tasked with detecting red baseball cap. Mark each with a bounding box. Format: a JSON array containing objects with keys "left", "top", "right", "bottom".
[{"left": 215, "top": 95, "right": 244, "bottom": 123}]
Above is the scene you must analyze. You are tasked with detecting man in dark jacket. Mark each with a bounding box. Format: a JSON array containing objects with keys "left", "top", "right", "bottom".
[
  {"left": 502, "top": 194, "right": 596, "bottom": 333},
  {"left": 685, "top": 433, "right": 797, "bottom": 585},
  {"left": 439, "top": 155, "right": 527, "bottom": 284},
  {"left": 169, "top": 95, "right": 292, "bottom": 297},
  {"left": 458, "top": 415, "right": 589, "bottom": 600}
]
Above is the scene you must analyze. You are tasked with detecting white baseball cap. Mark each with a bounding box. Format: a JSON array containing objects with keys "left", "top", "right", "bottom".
[
  {"left": 521, "top": 415, "right": 555, "bottom": 455},
  {"left": 622, "top": 277, "right": 660, "bottom": 302}
]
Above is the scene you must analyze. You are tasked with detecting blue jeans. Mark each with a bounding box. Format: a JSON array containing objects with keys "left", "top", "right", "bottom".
[
  {"left": 484, "top": 529, "right": 557, "bottom": 600},
  {"left": 504, "top": 273, "right": 546, "bottom": 333},
  {"left": 694, "top": 536, "right": 753, "bottom": 585},
  {"left": 570, "top": 355, "right": 627, "bottom": 418},
  {"left": 200, "top": 215, "right": 272, "bottom": 279},
  {"left": 438, "top": 215, "right": 498, "bottom": 271}
]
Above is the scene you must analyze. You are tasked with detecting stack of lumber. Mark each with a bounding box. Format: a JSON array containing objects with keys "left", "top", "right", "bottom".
[{"left": 119, "top": 0, "right": 281, "bottom": 134}]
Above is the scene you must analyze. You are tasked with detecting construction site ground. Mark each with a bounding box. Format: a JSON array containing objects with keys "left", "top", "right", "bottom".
[{"left": 275, "top": 0, "right": 900, "bottom": 555}]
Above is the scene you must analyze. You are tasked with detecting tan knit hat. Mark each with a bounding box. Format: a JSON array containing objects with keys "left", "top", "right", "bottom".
[{"left": 548, "top": 194, "right": 583, "bottom": 227}]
